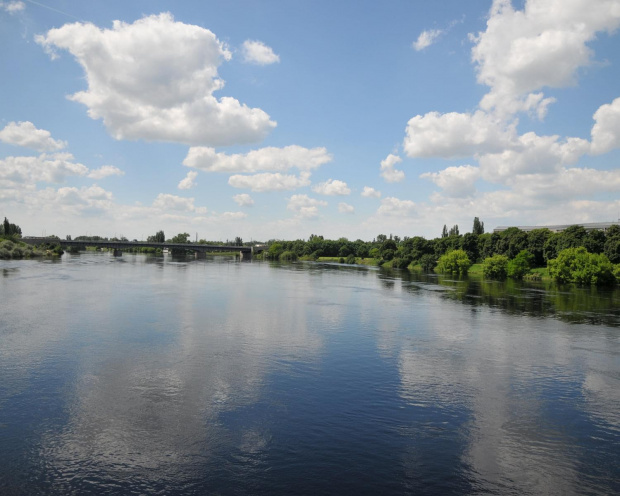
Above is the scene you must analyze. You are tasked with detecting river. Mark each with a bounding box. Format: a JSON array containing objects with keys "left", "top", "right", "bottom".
[{"left": 1, "top": 252, "right": 619, "bottom": 495}]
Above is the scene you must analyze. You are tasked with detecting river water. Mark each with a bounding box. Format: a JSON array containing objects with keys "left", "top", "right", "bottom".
[{"left": 1, "top": 253, "right": 619, "bottom": 495}]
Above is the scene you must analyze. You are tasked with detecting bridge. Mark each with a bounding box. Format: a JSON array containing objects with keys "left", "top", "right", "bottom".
[{"left": 22, "top": 237, "right": 265, "bottom": 260}]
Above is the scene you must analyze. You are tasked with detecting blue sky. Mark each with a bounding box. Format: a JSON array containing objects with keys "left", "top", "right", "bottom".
[{"left": 1, "top": 0, "right": 619, "bottom": 241}]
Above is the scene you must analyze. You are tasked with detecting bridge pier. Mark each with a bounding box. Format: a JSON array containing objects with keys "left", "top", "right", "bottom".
[
  {"left": 194, "top": 251, "right": 206, "bottom": 259},
  {"left": 239, "top": 249, "right": 252, "bottom": 261},
  {"left": 113, "top": 249, "right": 122, "bottom": 257}
]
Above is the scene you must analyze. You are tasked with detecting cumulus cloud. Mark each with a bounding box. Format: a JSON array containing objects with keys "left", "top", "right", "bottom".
[
  {"left": 0, "top": 152, "right": 88, "bottom": 185},
  {"left": 312, "top": 178, "right": 351, "bottom": 196},
  {"left": 183, "top": 145, "right": 331, "bottom": 173},
  {"left": 413, "top": 29, "right": 443, "bottom": 51},
  {"left": 1, "top": 1, "right": 25, "bottom": 14},
  {"left": 478, "top": 132, "right": 590, "bottom": 182},
  {"left": 233, "top": 193, "right": 254, "bottom": 207},
  {"left": 178, "top": 170, "right": 198, "bottom": 190},
  {"left": 380, "top": 153, "right": 405, "bottom": 183},
  {"left": 36, "top": 13, "right": 276, "bottom": 146},
  {"left": 338, "top": 202, "right": 354, "bottom": 214},
  {"left": 377, "top": 197, "right": 416, "bottom": 217},
  {"left": 228, "top": 171, "right": 311, "bottom": 192},
  {"left": 152, "top": 193, "right": 206, "bottom": 213},
  {"left": 241, "top": 40, "right": 280, "bottom": 65},
  {"left": 286, "top": 194, "right": 327, "bottom": 218},
  {"left": 403, "top": 110, "right": 515, "bottom": 158},
  {"left": 420, "top": 164, "right": 481, "bottom": 198},
  {"left": 471, "top": 0, "right": 620, "bottom": 117},
  {"left": 590, "top": 97, "right": 620, "bottom": 155},
  {"left": 88, "top": 165, "right": 124, "bottom": 179},
  {"left": 0, "top": 121, "right": 67, "bottom": 152},
  {"left": 361, "top": 186, "right": 381, "bottom": 198}
]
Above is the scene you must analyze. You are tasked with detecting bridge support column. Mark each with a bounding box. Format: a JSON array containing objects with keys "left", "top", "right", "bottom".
[
  {"left": 239, "top": 250, "right": 252, "bottom": 261},
  {"left": 113, "top": 249, "right": 122, "bottom": 257},
  {"left": 194, "top": 251, "right": 206, "bottom": 259}
]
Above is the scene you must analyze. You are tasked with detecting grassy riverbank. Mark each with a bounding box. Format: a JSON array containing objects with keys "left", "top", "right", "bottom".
[{"left": 0, "top": 237, "right": 63, "bottom": 259}]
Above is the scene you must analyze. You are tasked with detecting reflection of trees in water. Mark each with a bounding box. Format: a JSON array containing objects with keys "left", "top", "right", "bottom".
[{"left": 395, "top": 270, "right": 620, "bottom": 326}]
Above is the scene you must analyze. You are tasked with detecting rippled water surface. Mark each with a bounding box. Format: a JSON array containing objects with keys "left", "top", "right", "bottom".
[{"left": 1, "top": 253, "right": 619, "bottom": 495}]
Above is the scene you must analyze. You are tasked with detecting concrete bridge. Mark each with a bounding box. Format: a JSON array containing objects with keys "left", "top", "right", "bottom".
[{"left": 22, "top": 238, "right": 264, "bottom": 260}]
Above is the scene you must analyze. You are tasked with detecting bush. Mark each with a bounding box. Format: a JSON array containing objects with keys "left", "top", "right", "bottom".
[
  {"left": 436, "top": 249, "right": 471, "bottom": 275},
  {"left": 507, "top": 250, "right": 534, "bottom": 279},
  {"left": 346, "top": 254, "right": 356, "bottom": 264},
  {"left": 279, "top": 250, "right": 298, "bottom": 262},
  {"left": 0, "top": 247, "right": 10, "bottom": 259},
  {"left": 548, "top": 247, "right": 615, "bottom": 285},
  {"left": 419, "top": 254, "right": 437, "bottom": 272},
  {"left": 482, "top": 254, "right": 509, "bottom": 280}
]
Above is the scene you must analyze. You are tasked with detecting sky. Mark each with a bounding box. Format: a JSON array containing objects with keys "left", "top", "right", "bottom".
[{"left": 1, "top": 0, "right": 619, "bottom": 241}]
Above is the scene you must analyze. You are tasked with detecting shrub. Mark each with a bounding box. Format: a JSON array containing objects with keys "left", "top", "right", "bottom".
[
  {"left": 346, "top": 254, "right": 356, "bottom": 264},
  {"left": 482, "top": 254, "right": 509, "bottom": 280},
  {"left": 548, "top": 247, "right": 615, "bottom": 285},
  {"left": 419, "top": 254, "right": 437, "bottom": 272},
  {"left": 436, "top": 249, "right": 471, "bottom": 275},
  {"left": 507, "top": 250, "right": 534, "bottom": 279},
  {"left": 279, "top": 250, "right": 298, "bottom": 262}
]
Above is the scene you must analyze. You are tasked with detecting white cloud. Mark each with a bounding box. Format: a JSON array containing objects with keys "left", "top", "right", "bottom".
[
  {"left": 0, "top": 121, "right": 67, "bottom": 152},
  {"left": 287, "top": 194, "right": 327, "bottom": 219},
  {"left": 471, "top": 0, "right": 620, "bottom": 117},
  {"left": 88, "top": 165, "right": 124, "bottom": 179},
  {"left": 242, "top": 40, "right": 280, "bottom": 65},
  {"left": 177, "top": 170, "right": 198, "bottom": 190},
  {"left": 361, "top": 186, "right": 381, "bottom": 198},
  {"left": 1, "top": 1, "right": 25, "bottom": 14},
  {"left": 377, "top": 197, "right": 416, "bottom": 217},
  {"left": 478, "top": 132, "right": 590, "bottom": 182},
  {"left": 403, "top": 110, "right": 515, "bottom": 158},
  {"left": 0, "top": 152, "right": 88, "bottom": 185},
  {"left": 152, "top": 193, "right": 206, "bottom": 213},
  {"left": 36, "top": 13, "right": 276, "bottom": 146},
  {"left": 380, "top": 153, "right": 405, "bottom": 183},
  {"left": 413, "top": 29, "right": 443, "bottom": 51},
  {"left": 338, "top": 202, "right": 354, "bottom": 214},
  {"left": 421, "top": 164, "right": 481, "bottom": 198},
  {"left": 590, "top": 97, "right": 620, "bottom": 155},
  {"left": 233, "top": 193, "right": 254, "bottom": 207},
  {"left": 312, "top": 178, "right": 350, "bottom": 196},
  {"left": 228, "top": 171, "right": 311, "bottom": 192},
  {"left": 183, "top": 145, "right": 331, "bottom": 173}
]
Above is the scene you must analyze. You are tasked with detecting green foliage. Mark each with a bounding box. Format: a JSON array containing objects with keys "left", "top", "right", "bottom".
[
  {"left": 460, "top": 232, "right": 480, "bottom": 262},
  {"left": 419, "top": 254, "right": 437, "bottom": 272},
  {"left": 267, "top": 242, "right": 284, "bottom": 260},
  {"left": 369, "top": 247, "right": 380, "bottom": 258},
  {"left": 170, "top": 233, "right": 190, "bottom": 244},
  {"left": 604, "top": 227, "right": 620, "bottom": 264},
  {"left": 279, "top": 250, "right": 298, "bottom": 261},
  {"left": 543, "top": 232, "right": 561, "bottom": 262},
  {"left": 146, "top": 230, "right": 165, "bottom": 243},
  {"left": 346, "top": 253, "right": 356, "bottom": 264},
  {"left": 548, "top": 247, "right": 615, "bottom": 286},
  {"left": 527, "top": 228, "right": 551, "bottom": 267},
  {"left": 472, "top": 217, "right": 484, "bottom": 235},
  {"left": 507, "top": 250, "right": 534, "bottom": 279},
  {"left": 436, "top": 249, "right": 471, "bottom": 275},
  {"left": 482, "top": 254, "right": 509, "bottom": 280},
  {"left": 1, "top": 217, "right": 22, "bottom": 238}
]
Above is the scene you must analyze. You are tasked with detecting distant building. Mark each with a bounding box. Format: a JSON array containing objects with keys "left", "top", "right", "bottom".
[{"left": 493, "top": 221, "right": 620, "bottom": 234}]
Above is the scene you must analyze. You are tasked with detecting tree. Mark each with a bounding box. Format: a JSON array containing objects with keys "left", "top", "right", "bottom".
[
  {"left": 234, "top": 236, "right": 243, "bottom": 246},
  {"left": 472, "top": 217, "right": 485, "bottom": 235},
  {"left": 1, "top": 217, "right": 21, "bottom": 237},
  {"left": 507, "top": 250, "right": 534, "bottom": 279},
  {"left": 436, "top": 249, "right": 471, "bottom": 275},
  {"left": 441, "top": 225, "right": 448, "bottom": 238},
  {"left": 460, "top": 233, "right": 480, "bottom": 263},
  {"left": 548, "top": 247, "right": 615, "bottom": 286},
  {"left": 482, "top": 254, "right": 509, "bottom": 280},
  {"left": 527, "top": 228, "right": 551, "bottom": 267},
  {"left": 448, "top": 224, "right": 459, "bottom": 236}
]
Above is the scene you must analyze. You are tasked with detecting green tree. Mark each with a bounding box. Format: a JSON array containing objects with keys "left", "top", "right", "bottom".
[
  {"left": 482, "top": 254, "right": 509, "bottom": 280},
  {"left": 507, "top": 250, "right": 534, "bottom": 279},
  {"left": 448, "top": 224, "right": 459, "bottom": 236},
  {"left": 419, "top": 254, "right": 437, "bottom": 272},
  {"left": 527, "top": 228, "right": 551, "bottom": 266},
  {"left": 441, "top": 225, "right": 448, "bottom": 238},
  {"left": 436, "top": 249, "right": 471, "bottom": 275},
  {"left": 556, "top": 225, "right": 587, "bottom": 252},
  {"left": 170, "top": 233, "right": 190, "bottom": 244},
  {"left": 548, "top": 247, "right": 615, "bottom": 285},
  {"left": 472, "top": 217, "right": 485, "bottom": 235},
  {"left": 460, "top": 232, "right": 480, "bottom": 263},
  {"left": 604, "top": 225, "right": 620, "bottom": 263}
]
